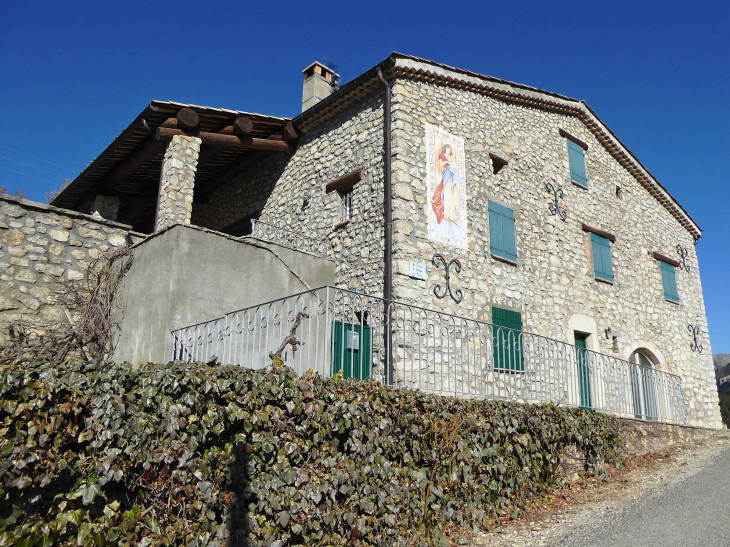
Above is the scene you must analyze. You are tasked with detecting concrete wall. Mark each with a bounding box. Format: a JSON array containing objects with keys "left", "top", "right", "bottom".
[
  {"left": 114, "top": 224, "right": 335, "bottom": 365},
  {"left": 388, "top": 73, "right": 721, "bottom": 428},
  {"left": 0, "top": 195, "right": 140, "bottom": 350}
]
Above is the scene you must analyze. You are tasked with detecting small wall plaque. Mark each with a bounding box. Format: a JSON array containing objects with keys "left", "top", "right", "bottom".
[{"left": 409, "top": 261, "right": 428, "bottom": 281}]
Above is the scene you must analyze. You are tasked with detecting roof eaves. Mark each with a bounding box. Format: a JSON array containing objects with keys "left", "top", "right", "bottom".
[
  {"left": 579, "top": 101, "right": 701, "bottom": 235},
  {"left": 51, "top": 102, "right": 158, "bottom": 207}
]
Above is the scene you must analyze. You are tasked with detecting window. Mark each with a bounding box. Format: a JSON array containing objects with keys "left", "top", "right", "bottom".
[
  {"left": 492, "top": 307, "right": 524, "bottom": 371},
  {"left": 590, "top": 232, "right": 614, "bottom": 282},
  {"left": 568, "top": 139, "right": 587, "bottom": 187},
  {"left": 339, "top": 188, "right": 353, "bottom": 223},
  {"left": 659, "top": 260, "right": 679, "bottom": 302},
  {"left": 488, "top": 201, "right": 517, "bottom": 263}
]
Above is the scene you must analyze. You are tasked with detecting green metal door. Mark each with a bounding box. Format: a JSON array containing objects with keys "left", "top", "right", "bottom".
[
  {"left": 331, "top": 321, "right": 372, "bottom": 380},
  {"left": 574, "top": 334, "right": 592, "bottom": 409}
]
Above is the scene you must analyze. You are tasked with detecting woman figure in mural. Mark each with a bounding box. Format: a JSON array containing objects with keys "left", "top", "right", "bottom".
[{"left": 431, "top": 144, "right": 461, "bottom": 225}]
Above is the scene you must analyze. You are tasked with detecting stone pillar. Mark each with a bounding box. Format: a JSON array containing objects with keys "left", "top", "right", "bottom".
[
  {"left": 90, "top": 195, "right": 120, "bottom": 221},
  {"left": 154, "top": 135, "right": 201, "bottom": 231}
]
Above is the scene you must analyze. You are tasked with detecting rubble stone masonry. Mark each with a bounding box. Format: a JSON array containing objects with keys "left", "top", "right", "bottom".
[
  {"left": 388, "top": 76, "right": 720, "bottom": 428},
  {"left": 0, "top": 195, "right": 141, "bottom": 348},
  {"left": 156, "top": 135, "right": 201, "bottom": 231}
]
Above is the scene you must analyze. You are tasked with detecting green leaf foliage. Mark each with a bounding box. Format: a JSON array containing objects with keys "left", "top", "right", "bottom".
[{"left": 0, "top": 359, "right": 622, "bottom": 546}]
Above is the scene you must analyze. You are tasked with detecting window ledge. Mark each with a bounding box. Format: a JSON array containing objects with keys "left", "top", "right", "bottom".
[
  {"left": 333, "top": 219, "right": 351, "bottom": 230},
  {"left": 492, "top": 254, "right": 517, "bottom": 267},
  {"left": 571, "top": 179, "right": 588, "bottom": 190},
  {"left": 595, "top": 277, "right": 614, "bottom": 285},
  {"left": 666, "top": 298, "right": 680, "bottom": 306}
]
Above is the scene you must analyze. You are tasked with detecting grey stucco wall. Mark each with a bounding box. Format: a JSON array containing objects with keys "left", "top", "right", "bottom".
[{"left": 114, "top": 224, "right": 335, "bottom": 365}]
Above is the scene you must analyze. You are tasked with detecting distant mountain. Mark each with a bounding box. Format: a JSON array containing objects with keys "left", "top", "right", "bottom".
[
  {"left": 715, "top": 354, "right": 730, "bottom": 396},
  {"left": 714, "top": 353, "right": 730, "bottom": 370}
]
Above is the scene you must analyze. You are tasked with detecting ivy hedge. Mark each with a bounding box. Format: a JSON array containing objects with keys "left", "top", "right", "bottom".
[{"left": 0, "top": 359, "right": 622, "bottom": 546}]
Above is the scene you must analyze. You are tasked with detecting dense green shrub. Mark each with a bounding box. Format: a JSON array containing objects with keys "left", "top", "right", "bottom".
[{"left": 0, "top": 360, "right": 622, "bottom": 546}]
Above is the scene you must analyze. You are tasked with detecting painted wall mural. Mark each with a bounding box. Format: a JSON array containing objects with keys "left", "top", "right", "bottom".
[{"left": 426, "top": 123, "right": 468, "bottom": 249}]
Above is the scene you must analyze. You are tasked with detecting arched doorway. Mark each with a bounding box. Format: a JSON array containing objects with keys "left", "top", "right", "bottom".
[{"left": 630, "top": 349, "right": 659, "bottom": 420}]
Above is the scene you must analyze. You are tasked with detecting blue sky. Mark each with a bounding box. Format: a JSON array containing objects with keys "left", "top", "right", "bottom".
[{"left": 1, "top": 1, "right": 728, "bottom": 352}]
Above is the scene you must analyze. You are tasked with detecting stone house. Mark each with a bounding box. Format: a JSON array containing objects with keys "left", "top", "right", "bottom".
[{"left": 5, "top": 53, "right": 720, "bottom": 428}]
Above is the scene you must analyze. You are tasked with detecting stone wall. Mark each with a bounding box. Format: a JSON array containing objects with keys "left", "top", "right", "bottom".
[
  {"left": 618, "top": 417, "right": 719, "bottom": 457},
  {"left": 193, "top": 93, "right": 387, "bottom": 296},
  {"left": 156, "top": 135, "right": 201, "bottom": 231},
  {"left": 0, "top": 195, "right": 141, "bottom": 349},
  {"left": 388, "top": 75, "right": 721, "bottom": 428}
]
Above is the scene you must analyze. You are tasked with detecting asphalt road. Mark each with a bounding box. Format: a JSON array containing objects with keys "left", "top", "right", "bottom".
[{"left": 553, "top": 442, "right": 730, "bottom": 547}]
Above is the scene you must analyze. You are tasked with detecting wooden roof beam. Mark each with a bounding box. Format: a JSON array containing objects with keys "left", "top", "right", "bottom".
[
  {"left": 98, "top": 136, "right": 166, "bottom": 193},
  {"left": 154, "top": 126, "right": 293, "bottom": 153}
]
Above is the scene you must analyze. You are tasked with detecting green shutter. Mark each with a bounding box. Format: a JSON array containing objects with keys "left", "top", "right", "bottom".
[
  {"left": 492, "top": 307, "right": 524, "bottom": 371},
  {"left": 660, "top": 261, "right": 679, "bottom": 302},
  {"left": 489, "top": 201, "right": 517, "bottom": 262},
  {"left": 568, "top": 140, "right": 587, "bottom": 187},
  {"left": 591, "top": 233, "right": 614, "bottom": 282}
]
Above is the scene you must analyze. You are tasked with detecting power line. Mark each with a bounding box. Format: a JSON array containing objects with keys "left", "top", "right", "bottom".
[
  {"left": 0, "top": 144, "right": 75, "bottom": 172},
  {"left": 0, "top": 154, "right": 70, "bottom": 178},
  {"left": 0, "top": 164, "right": 57, "bottom": 186}
]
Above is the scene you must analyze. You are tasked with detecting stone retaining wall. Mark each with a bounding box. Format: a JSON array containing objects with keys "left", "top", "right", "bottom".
[
  {"left": 0, "top": 195, "right": 142, "bottom": 348},
  {"left": 618, "top": 417, "right": 720, "bottom": 456}
]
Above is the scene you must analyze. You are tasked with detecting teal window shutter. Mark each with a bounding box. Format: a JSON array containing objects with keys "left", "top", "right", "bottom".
[
  {"left": 492, "top": 307, "right": 524, "bottom": 371},
  {"left": 660, "top": 261, "right": 679, "bottom": 302},
  {"left": 568, "top": 140, "right": 587, "bottom": 187},
  {"left": 591, "top": 233, "right": 614, "bottom": 282},
  {"left": 488, "top": 201, "right": 517, "bottom": 262}
]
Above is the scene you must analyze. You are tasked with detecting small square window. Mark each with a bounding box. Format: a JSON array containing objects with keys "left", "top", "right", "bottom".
[{"left": 339, "top": 188, "right": 353, "bottom": 223}]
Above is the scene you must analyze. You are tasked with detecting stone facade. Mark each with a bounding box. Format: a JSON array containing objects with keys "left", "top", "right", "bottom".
[
  {"left": 194, "top": 94, "right": 387, "bottom": 296},
  {"left": 170, "top": 60, "right": 719, "bottom": 428},
  {"left": 155, "top": 135, "right": 201, "bottom": 231},
  {"left": 386, "top": 76, "right": 720, "bottom": 428},
  {"left": 0, "top": 195, "right": 140, "bottom": 348}
]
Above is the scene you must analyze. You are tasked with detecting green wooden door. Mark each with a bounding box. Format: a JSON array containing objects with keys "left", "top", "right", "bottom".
[
  {"left": 574, "top": 334, "right": 592, "bottom": 409},
  {"left": 331, "top": 321, "right": 372, "bottom": 380}
]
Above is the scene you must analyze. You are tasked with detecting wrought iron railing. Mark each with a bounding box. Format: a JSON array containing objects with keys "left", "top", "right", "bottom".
[
  {"left": 170, "top": 286, "right": 690, "bottom": 425},
  {"left": 250, "top": 220, "right": 334, "bottom": 260}
]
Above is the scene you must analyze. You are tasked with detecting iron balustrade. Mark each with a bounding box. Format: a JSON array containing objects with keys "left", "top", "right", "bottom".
[
  {"left": 170, "top": 286, "right": 690, "bottom": 425},
  {"left": 250, "top": 220, "right": 334, "bottom": 260}
]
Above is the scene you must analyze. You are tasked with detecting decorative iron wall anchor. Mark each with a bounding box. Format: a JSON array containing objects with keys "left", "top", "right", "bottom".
[
  {"left": 432, "top": 253, "right": 463, "bottom": 303},
  {"left": 545, "top": 182, "right": 567, "bottom": 221},
  {"left": 688, "top": 324, "right": 703, "bottom": 353},
  {"left": 676, "top": 244, "right": 691, "bottom": 273}
]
